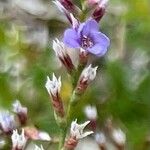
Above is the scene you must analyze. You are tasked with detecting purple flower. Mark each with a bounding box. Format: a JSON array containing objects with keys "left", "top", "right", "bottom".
[{"left": 63, "top": 19, "right": 110, "bottom": 57}]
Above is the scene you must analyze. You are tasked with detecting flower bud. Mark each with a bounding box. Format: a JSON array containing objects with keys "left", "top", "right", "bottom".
[
  {"left": 12, "top": 100, "right": 27, "bottom": 125},
  {"left": 84, "top": 105, "right": 97, "bottom": 120},
  {"left": 92, "top": 0, "right": 109, "bottom": 22},
  {"left": 45, "top": 74, "right": 65, "bottom": 117},
  {"left": 0, "top": 111, "right": 16, "bottom": 134},
  {"left": 53, "top": 39, "right": 75, "bottom": 74},
  {"left": 84, "top": 105, "right": 97, "bottom": 131},
  {"left": 76, "top": 65, "right": 98, "bottom": 94},
  {"left": 65, "top": 119, "right": 93, "bottom": 150},
  {"left": 95, "top": 132, "right": 106, "bottom": 150},
  {"left": 112, "top": 128, "right": 126, "bottom": 147},
  {"left": 70, "top": 13, "right": 79, "bottom": 29},
  {"left": 59, "top": 0, "right": 77, "bottom": 13},
  {"left": 11, "top": 129, "right": 27, "bottom": 150}
]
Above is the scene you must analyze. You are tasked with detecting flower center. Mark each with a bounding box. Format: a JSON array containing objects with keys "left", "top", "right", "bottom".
[{"left": 81, "top": 36, "right": 93, "bottom": 49}]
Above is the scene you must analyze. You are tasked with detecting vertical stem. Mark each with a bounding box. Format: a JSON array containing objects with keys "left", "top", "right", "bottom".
[{"left": 59, "top": 128, "right": 67, "bottom": 150}]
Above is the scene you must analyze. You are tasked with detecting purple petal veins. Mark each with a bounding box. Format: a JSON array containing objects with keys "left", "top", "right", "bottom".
[{"left": 63, "top": 18, "right": 110, "bottom": 57}]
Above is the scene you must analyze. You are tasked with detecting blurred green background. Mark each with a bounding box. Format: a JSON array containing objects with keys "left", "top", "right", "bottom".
[{"left": 0, "top": 0, "right": 150, "bottom": 149}]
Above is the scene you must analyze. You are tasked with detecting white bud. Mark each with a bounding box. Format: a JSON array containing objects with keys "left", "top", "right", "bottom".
[
  {"left": 53, "top": 39, "right": 67, "bottom": 58},
  {"left": 11, "top": 129, "right": 27, "bottom": 149},
  {"left": 12, "top": 100, "right": 27, "bottom": 115},
  {"left": 0, "top": 111, "right": 15, "bottom": 133},
  {"left": 112, "top": 128, "right": 126, "bottom": 145},
  {"left": 95, "top": 132, "right": 106, "bottom": 145},
  {"left": 70, "top": 119, "right": 93, "bottom": 139},
  {"left": 45, "top": 74, "right": 61, "bottom": 96},
  {"left": 81, "top": 64, "right": 98, "bottom": 82},
  {"left": 84, "top": 105, "right": 97, "bottom": 120}
]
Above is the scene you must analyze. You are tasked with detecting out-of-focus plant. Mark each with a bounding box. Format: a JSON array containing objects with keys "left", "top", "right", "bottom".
[{"left": 0, "top": 0, "right": 150, "bottom": 150}]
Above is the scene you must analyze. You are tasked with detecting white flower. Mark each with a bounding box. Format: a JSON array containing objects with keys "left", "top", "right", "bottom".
[
  {"left": 84, "top": 105, "right": 97, "bottom": 120},
  {"left": 53, "top": 39, "right": 67, "bottom": 58},
  {"left": 45, "top": 74, "right": 61, "bottom": 96},
  {"left": 34, "top": 145, "right": 44, "bottom": 150},
  {"left": 11, "top": 129, "right": 27, "bottom": 149},
  {"left": 95, "top": 132, "right": 106, "bottom": 145},
  {"left": 70, "top": 13, "right": 79, "bottom": 29},
  {"left": 81, "top": 64, "right": 98, "bottom": 83},
  {"left": 0, "top": 111, "right": 15, "bottom": 133},
  {"left": 70, "top": 119, "right": 93, "bottom": 139},
  {"left": 112, "top": 128, "right": 126, "bottom": 145},
  {"left": 12, "top": 100, "right": 27, "bottom": 115}
]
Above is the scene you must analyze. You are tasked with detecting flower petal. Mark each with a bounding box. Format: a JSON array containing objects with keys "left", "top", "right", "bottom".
[
  {"left": 63, "top": 29, "right": 80, "bottom": 48},
  {"left": 91, "top": 31, "right": 110, "bottom": 46},
  {"left": 81, "top": 19, "right": 99, "bottom": 36},
  {"left": 87, "top": 43, "right": 108, "bottom": 57}
]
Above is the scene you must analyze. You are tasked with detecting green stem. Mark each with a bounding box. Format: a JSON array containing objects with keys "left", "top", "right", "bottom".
[{"left": 58, "top": 128, "right": 67, "bottom": 150}]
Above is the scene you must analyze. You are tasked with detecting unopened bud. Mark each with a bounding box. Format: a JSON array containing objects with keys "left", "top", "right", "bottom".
[
  {"left": 65, "top": 119, "right": 93, "bottom": 150},
  {"left": 53, "top": 39, "right": 75, "bottom": 74},
  {"left": 92, "top": 0, "right": 109, "bottom": 22},
  {"left": 70, "top": 13, "right": 79, "bottom": 29},
  {"left": 12, "top": 100, "right": 27, "bottom": 125},
  {"left": 11, "top": 129, "right": 27, "bottom": 150},
  {"left": 112, "top": 128, "right": 126, "bottom": 147},
  {"left": 45, "top": 74, "right": 64, "bottom": 117},
  {"left": 95, "top": 132, "right": 106, "bottom": 150},
  {"left": 76, "top": 65, "right": 98, "bottom": 94},
  {"left": 0, "top": 111, "right": 16, "bottom": 134}
]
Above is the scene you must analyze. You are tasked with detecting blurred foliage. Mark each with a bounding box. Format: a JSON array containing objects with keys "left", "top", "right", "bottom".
[{"left": 0, "top": 0, "right": 150, "bottom": 149}]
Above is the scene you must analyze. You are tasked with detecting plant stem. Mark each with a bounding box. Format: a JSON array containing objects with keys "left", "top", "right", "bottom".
[{"left": 58, "top": 128, "right": 67, "bottom": 150}]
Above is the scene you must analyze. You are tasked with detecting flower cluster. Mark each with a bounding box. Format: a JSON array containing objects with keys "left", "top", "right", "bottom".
[{"left": 44, "top": 0, "right": 111, "bottom": 149}]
